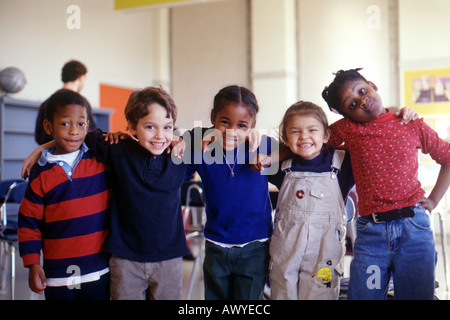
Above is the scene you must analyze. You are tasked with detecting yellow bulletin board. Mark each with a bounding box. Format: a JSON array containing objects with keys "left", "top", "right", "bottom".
[
  {"left": 403, "top": 67, "right": 450, "bottom": 115},
  {"left": 115, "top": 0, "right": 199, "bottom": 10},
  {"left": 404, "top": 68, "right": 450, "bottom": 143}
]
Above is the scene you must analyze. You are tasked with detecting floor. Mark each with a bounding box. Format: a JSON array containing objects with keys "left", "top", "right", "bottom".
[
  {"left": 0, "top": 243, "right": 206, "bottom": 300},
  {"left": 1, "top": 235, "right": 449, "bottom": 300}
]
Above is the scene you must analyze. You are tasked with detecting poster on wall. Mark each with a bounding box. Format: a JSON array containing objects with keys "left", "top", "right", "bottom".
[
  {"left": 404, "top": 67, "right": 450, "bottom": 115},
  {"left": 403, "top": 68, "right": 450, "bottom": 141}
]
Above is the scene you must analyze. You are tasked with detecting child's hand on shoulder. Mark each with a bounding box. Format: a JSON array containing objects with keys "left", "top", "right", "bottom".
[
  {"left": 201, "top": 129, "right": 222, "bottom": 152},
  {"left": 396, "top": 107, "right": 419, "bottom": 124},
  {"left": 251, "top": 153, "right": 272, "bottom": 173},
  {"left": 170, "top": 136, "right": 185, "bottom": 158},
  {"left": 247, "top": 129, "right": 262, "bottom": 153},
  {"left": 103, "top": 131, "right": 130, "bottom": 144}
]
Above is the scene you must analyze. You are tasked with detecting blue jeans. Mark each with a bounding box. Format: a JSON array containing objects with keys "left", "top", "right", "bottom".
[
  {"left": 203, "top": 240, "right": 269, "bottom": 300},
  {"left": 348, "top": 206, "right": 436, "bottom": 300}
]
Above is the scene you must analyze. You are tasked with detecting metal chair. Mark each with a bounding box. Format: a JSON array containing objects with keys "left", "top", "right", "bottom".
[
  {"left": 0, "top": 179, "right": 27, "bottom": 300},
  {"left": 345, "top": 189, "right": 358, "bottom": 253},
  {"left": 430, "top": 191, "right": 450, "bottom": 293},
  {"left": 182, "top": 182, "right": 205, "bottom": 300}
]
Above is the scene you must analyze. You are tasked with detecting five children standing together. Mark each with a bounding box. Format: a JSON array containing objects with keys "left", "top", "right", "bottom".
[{"left": 18, "top": 68, "right": 450, "bottom": 300}]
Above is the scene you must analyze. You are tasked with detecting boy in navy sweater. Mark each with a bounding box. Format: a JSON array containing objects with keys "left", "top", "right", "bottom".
[{"left": 85, "top": 87, "right": 189, "bottom": 300}]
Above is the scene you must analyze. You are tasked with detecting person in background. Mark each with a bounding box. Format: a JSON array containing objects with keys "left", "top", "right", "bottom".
[{"left": 35, "top": 60, "right": 96, "bottom": 145}]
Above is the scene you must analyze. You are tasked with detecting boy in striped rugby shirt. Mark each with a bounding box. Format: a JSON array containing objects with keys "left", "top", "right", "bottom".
[{"left": 18, "top": 89, "right": 111, "bottom": 300}]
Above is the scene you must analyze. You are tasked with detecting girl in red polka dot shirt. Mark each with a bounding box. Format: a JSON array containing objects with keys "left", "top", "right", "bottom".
[{"left": 323, "top": 68, "right": 450, "bottom": 300}]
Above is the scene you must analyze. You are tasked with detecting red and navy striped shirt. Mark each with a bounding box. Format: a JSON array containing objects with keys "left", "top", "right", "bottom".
[{"left": 18, "top": 145, "right": 111, "bottom": 284}]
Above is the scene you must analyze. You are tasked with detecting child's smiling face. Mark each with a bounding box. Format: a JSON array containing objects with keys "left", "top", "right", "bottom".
[
  {"left": 129, "top": 103, "right": 174, "bottom": 155},
  {"left": 338, "top": 79, "right": 385, "bottom": 123},
  {"left": 285, "top": 114, "right": 330, "bottom": 160},
  {"left": 44, "top": 104, "right": 88, "bottom": 155},
  {"left": 210, "top": 102, "right": 255, "bottom": 151}
]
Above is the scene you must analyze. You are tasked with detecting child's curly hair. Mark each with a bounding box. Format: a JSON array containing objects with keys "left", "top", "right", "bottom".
[
  {"left": 321, "top": 68, "right": 369, "bottom": 115},
  {"left": 124, "top": 86, "right": 177, "bottom": 130}
]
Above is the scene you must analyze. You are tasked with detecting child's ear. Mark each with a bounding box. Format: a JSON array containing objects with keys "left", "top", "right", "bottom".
[
  {"left": 210, "top": 110, "right": 216, "bottom": 126},
  {"left": 368, "top": 81, "right": 378, "bottom": 91},
  {"left": 127, "top": 121, "right": 137, "bottom": 137},
  {"left": 323, "top": 128, "right": 331, "bottom": 144},
  {"left": 43, "top": 119, "right": 53, "bottom": 136}
]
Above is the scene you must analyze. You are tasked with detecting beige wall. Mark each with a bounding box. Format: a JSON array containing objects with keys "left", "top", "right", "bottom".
[
  {"left": 0, "top": 0, "right": 155, "bottom": 105},
  {"left": 399, "top": 0, "right": 450, "bottom": 65},
  {"left": 297, "top": 0, "right": 394, "bottom": 124},
  {"left": 250, "top": 0, "right": 298, "bottom": 133},
  {"left": 1, "top": 0, "right": 449, "bottom": 133},
  {"left": 170, "top": 0, "right": 250, "bottom": 129}
]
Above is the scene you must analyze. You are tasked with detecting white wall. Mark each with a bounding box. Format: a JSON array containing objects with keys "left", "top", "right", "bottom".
[
  {"left": 297, "top": 0, "right": 393, "bottom": 124},
  {"left": 399, "top": 0, "right": 450, "bottom": 67},
  {"left": 251, "top": 0, "right": 298, "bottom": 133},
  {"left": 0, "top": 0, "right": 155, "bottom": 107},
  {"left": 170, "top": 0, "right": 250, "bottom": 130},
  {"left": 1, "top": 0, "right": 449, "bottom": 128}
]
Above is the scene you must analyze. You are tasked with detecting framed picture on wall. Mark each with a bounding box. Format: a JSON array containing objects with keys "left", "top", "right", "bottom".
[
  {"left": 404, "top": 67, "right": 450, "bottom": 145},
  {"left": 403, "top": 67, "right": 450, "bottom": 115}
]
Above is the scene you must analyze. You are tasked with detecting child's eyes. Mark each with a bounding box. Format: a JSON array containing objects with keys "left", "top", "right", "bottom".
[
  {"left": 348, "top": 88, "right": 367, "bottom": 110},
  {"left": 59, "top": 122, "right": 86, "bottom": 127},
  {"left": 145, "top": 125, "right": 173, "bottom": 130},
  {"left": 219, "top": 121, "right": 248, "bottom": 130}
]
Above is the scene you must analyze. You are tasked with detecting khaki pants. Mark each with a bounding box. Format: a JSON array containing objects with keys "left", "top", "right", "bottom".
[{"left": 109, "top": 255, "right": 183, "bottom": 300}]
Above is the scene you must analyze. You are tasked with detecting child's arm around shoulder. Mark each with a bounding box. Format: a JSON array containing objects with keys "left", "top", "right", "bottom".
[
  {"left": 22, "top": 128, "right": 115, "bottom": 178},
  {"left": 21, "top": 140, "right": 55, "bottom": 179},
  {"left": 103, "top": 129, "right": 186, "bottom": 158},
  {"left": 251, "top": 144, "right": 290, "bottom": 173},
  {"left": 85, "top": 128, "right": 133, "bottom": 163}
]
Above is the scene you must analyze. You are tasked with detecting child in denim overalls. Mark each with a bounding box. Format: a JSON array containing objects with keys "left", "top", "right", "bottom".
[{"left": 268, "top": 101, "right": 353, "bottom": 299}]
